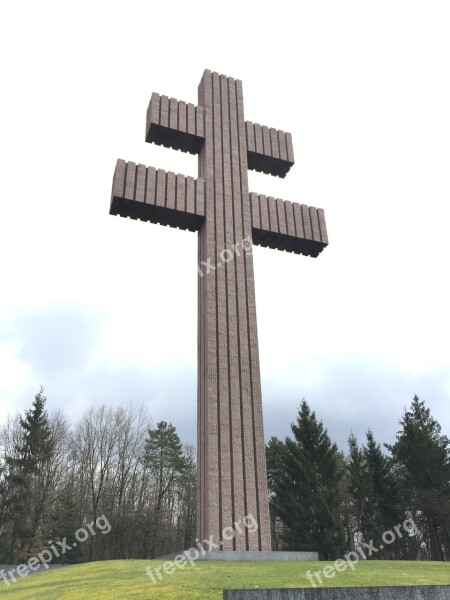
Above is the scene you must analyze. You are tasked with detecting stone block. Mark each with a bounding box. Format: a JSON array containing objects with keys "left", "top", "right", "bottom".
[
  {"left": 145, "top": 92, "right": 205, "bottom": 154},
  {"left": 224, "top": 586, "right": 450, "bottom": 600},
  {"left": 245, "top": 121, "right": 294, "bottom": 177}
]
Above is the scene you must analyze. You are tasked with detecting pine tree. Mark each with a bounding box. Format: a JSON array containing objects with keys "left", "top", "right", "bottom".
[
  {"left": 267, "top": 401, "right": 345, "bottom": 559},
  {"left": 18, "top": 387, "right": 53, "bottom": 473},
  {"left": 142, "top": 421, "right": 189, "bottom": 557},
  {"left": 49, "top": 481, "right": 83, "bottom": 563},
  {"left": 386, "top": 395, "right": 450, "bottom": 560},
  {"left": 176, "top": 445, "right": 197, "bottom": 551},
  {"left": 2, "top": 388, "right": 54, "bottom": 561},
  {"left": 347, "top": 432, "right": 372, "bottom": 545},
  {"left": 347, "top": 430, "right": 412, "bottom": 558},
  {"left": 266, "top": 436, "right": 288, "bottom": 550},
  {"left": 364, "top": 430, "right": 409, "bottom": 557}
]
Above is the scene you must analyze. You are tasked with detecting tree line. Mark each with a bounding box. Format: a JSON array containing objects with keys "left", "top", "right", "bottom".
[
  {"left": 0, "top": 389, "right": 195, "bottom": 563},
  {"left": 267, "top": 396, "right": 450, "bottom": 561},
  {"left": 0, "top": 390, "right": 448, "bottom": 563}
]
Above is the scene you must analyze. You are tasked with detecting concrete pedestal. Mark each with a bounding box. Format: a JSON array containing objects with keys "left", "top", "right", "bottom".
[
  {"left": 159, "top": 550, "right": 318, "bottom": 562},
  {"left": 224, "top": 586, "right": 450, "bottom": 599}
]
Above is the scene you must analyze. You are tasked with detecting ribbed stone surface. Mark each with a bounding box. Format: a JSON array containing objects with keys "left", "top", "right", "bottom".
[
  {"left": 110, "top": 160, "right": 205, "bottom": 231},
  {"left": 145, "top": 92, "right": 205, "bottom": 154},
  {"left": 245, "top": 121, "right": 294, "bottom": 177},
  {"left": 110, "top": 69, "right": 328, "bottom": 553}
]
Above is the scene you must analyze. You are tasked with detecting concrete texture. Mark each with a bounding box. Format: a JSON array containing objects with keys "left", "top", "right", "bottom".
[
  {"left": 223, "top": 587, "right": 450, "bottom": 600},
  {"left": 158, "top": 551, "right": 318, "bottom": 562},
  {"left": 198, "top": 551, "right": 319, "bottom": 561},
  {"left": 110, "top": 69, "right": 328, "bottom": 553}
]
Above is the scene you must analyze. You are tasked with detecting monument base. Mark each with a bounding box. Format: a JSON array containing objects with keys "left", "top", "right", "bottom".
[
  {"left": 160, "top": 550, "right": 318, "bottom": 561},
  {"left": 224, "top": 586, "right": 450, "bottom": 599},
  {"left": 199, "top": 551, "right": 319, "bottom": 561}
]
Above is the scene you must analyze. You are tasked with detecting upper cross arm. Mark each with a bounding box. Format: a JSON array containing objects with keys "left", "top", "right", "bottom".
[
  {"left": 245, "top": 121, "right": 294, "bottom": 178},
  {"left": 146, "top": 92, "right": 205, "bottom": 154}
]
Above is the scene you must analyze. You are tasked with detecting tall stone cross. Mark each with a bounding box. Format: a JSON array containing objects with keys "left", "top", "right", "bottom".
[{"left": 110, "top": 70, "right": 328, "bottom": 552}]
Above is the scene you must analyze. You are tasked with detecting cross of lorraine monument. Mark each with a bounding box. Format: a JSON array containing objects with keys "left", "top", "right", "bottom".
[{"left": 110, "top": 70, "right": 328, "bottom": 553}]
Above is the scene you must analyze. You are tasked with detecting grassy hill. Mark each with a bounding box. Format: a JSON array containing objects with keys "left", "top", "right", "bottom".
[{"left": 1, "top": 559, "right": 449, "bottom": 599}]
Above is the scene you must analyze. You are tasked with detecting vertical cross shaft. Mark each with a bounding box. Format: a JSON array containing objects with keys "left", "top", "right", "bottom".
[
  {"left": 197, "top": 71, "right": 271, "bottom": 551},
  {"left": 110, "top": 68, "right": 328, "bottom": 554}
]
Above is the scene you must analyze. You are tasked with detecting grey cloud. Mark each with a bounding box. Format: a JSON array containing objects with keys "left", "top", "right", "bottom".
[
  {"left": 66, "top": 362, "right": 197, "bottom": 445},
  {"left": 262, "top": 354, "right": 450, "bottom": 452},
  {"left": 1, "top": 304, "right": 104, "bottom": 380},
  {"left": 43, "top": 353, "right": 450, "bottom": 454},
  {"left": 2, "top": 304, "right": 448, "bottom": 455}
]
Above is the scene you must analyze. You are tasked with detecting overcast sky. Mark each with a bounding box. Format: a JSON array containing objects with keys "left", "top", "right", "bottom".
[{"left": 1, "top": 1, "right": 449, "bottom": 452}]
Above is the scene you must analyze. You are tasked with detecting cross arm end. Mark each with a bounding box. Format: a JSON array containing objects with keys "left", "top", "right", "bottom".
[
  {"left": 110, "top": 159, "right": 205, "bottom": 232},
  {"left": 146, "top": 93, "right": 205, "bottom": 155},
  {"left": 249, "top": 192, "right": 328, "bottom": 257},
  {"left": 246, "top": 121, "right": 294, "bottom": 178}
]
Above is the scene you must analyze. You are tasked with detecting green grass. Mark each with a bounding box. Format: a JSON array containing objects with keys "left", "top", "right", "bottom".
[{"left": 1, "top": 559, "right": 449, "bottom": 599}]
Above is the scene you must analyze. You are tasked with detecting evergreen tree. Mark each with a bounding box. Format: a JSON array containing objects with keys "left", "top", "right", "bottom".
[
  {"left": 176, "top": 445, "right": 197, "bottom": 551},
  {"left": 18, "top": 387, "right": 53, "bottom": 473},
  {"left": 267, "top": 401, "right": 345, "bottom": 559},
  {"left": 386, "top": 395, "right": 450, "bottom": 560},
  {"left": 49, "top": 482, "right": 83, "bottom": 564},
  {"left": 347, "top": 430, "right": 412, "bottom": 558},
  {"left": 142, "top": 421, "right": 189, "bottom": 557},
  {"left": 336, "top": 450, "right": 355, "bottom": 551},
  {"left": 2, "top": 388, "right": 54, "bottom": 561},
  {"left": 347, "top": 432, "right": 371, "bottom": 542},
  {"left": 364, "top": 430, "right": 409, "bottom": 557},
  {"left": 266, "top": 436, "right": 288, "bottom": 550}
]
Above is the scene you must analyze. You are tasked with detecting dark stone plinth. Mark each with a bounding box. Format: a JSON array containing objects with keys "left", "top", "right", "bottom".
[
  {"left": 201, "top": 551, "right": 318, "bottom": 561},
  {"left": 223, "top": 586, "right": 450, "bottom": 600},
  {"left": 159, "top": 551, "right": 319, "bottom": 562}
]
